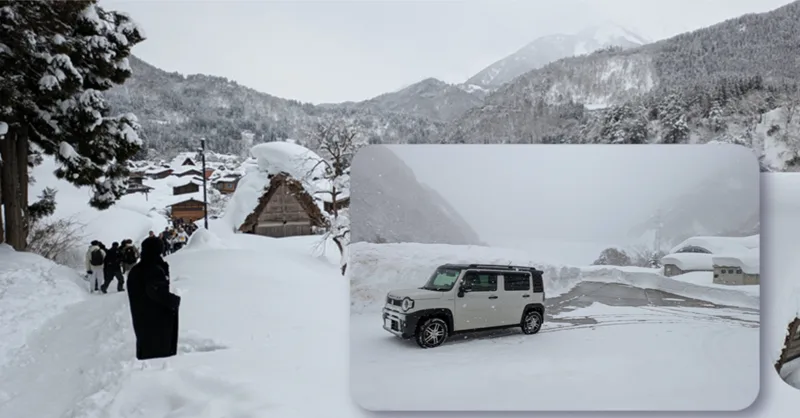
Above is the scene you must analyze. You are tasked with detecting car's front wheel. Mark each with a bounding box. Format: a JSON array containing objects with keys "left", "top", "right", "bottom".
[
  {"left": 416, "top": 317, "right": 448, "bottom": 348},
  {"left": 521, "top": 310, "right": 543, "bottom": 335}
]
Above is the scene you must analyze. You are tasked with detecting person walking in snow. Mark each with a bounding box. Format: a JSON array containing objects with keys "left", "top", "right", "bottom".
[
  {"left": 173, "top": 228, "right": 189, "bottom": 252},
  {"left": 120, "top": 239, "right": 140, "bottom": 275},
  {"left": 85, "top": 241, "right": 106, "bottom": 293},
  {"left": 126, "top": 236, "right": 181, "bottom": 360},
  {"left": 101, "top": 242, "right": 125, "bottom": 293}
]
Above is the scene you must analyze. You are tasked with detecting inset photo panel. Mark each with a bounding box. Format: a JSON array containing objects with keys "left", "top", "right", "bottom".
[
  {"left": 347, "top": 144, "right": 760, "bottom": 412},
  {"left": 766, "top": 173, "right": 800, "bottom": 391}
]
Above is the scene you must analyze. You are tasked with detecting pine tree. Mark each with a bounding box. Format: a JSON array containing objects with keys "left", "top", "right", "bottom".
[
  {"left": 0, "top": 0, "right": 144, "bottom": 249},
  {"left": 658, "top": 93, "right": 690, "bottom": 144}
]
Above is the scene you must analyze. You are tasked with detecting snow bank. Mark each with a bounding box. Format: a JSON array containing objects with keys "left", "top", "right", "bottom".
[
  {"left": 220, "top": 164, "right": 270, "bottom": 232},
  {"left": 0, "top": 245, "right": 86, "bottom": 369},
  {"left": 712, "top": 248, "right": 760, "bottom": 274},
  {"left": 669, "top": 235, "right": 759, "bottom": 254},
  {"left": 0, "top": 230, "right": 355, "bottom": 418},
  {"left": 348, "top": 242, "right": 760, "bottom": 312},
  {"left": 661, "top": 253, "right": 714, "bottom": 271}
]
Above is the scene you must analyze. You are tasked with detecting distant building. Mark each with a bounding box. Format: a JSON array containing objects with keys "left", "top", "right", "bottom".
[
  {"left": 171, "top": 178, "right": 203, "bottom": 196},
  {"left": 169, "top": 198, "right": 205, "bottom": 222},
  {"left": 145, "top": 167, "right": 172, "bottom": 179},
  {"left": 213, "top": 176, "right": 241, "bottom": 195},
  {"left": 660, "top": 235, "right": 759, "bottom": 278},
  {"left": 711, "top": 250, "right": 760, "bottom": 285}
]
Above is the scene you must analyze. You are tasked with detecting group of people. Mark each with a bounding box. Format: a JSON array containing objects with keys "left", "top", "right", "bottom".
[
  {"left": 84, "top": 239, "right": 140, "bottom": 294},
  {"left": 86, "top": 234, "right": 183, "bottom": 361},
  {"left": 154, "top": 219, "right": 199, "bottom": 255}
]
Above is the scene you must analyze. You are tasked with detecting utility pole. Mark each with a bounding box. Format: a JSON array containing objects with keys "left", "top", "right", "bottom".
[{"left": 200, "top": 138, "right": 209, "bottom": 229}]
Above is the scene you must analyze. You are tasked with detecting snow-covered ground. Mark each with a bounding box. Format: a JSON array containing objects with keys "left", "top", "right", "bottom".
[{"left": 348, "top": 241, "right": 760, "bottom": 410}]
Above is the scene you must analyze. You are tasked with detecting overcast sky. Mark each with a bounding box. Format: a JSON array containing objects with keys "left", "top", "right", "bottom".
[
  {"left": 387, "top": 144, "right": 758, "bottom": 261},
  {"left": 106, "top": 0, "right": 792, "bottom": 104}
]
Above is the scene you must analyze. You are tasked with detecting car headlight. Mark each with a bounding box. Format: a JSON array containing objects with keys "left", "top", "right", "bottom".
[{"left": 401, "top": 297, "right": 414, "bottom": 312}]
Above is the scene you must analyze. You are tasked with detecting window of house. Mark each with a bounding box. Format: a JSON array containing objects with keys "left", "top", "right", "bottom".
[
  {"left": 735, "top": 268, "right": 742, "bottom": 274},
  {"left": 504, "top": 273, "right": 530, "bottom": 291},
  {"left": 463, "top": 272, "right": 498, "bottom": 292}
]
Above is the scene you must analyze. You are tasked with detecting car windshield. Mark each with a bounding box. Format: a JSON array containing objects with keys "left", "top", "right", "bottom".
[{"left": 420, "top": 268, "right": 461, "bottom": 291}]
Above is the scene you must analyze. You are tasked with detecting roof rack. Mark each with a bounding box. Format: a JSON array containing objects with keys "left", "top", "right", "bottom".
[{"left": 467, "top": 264, "right": 542, "bottom": 272}]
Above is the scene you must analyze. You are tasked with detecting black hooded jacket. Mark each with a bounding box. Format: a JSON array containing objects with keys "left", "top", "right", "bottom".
[{"left": 126, "top": 236, "right": 181, "bottom": 360}]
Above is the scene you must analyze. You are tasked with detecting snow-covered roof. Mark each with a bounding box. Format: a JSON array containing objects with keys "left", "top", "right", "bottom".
[
  {"left": 661, "top": 253, "right": 714, "bottom": 271},
  {"left": 213, "top": 176, "right": 240, "bottom": 183},
  {"left": 249, "top": 141, "right": 350, "bottom": 203},
  {"left": 669, "top": 235, "right": 759, "bottom": 255},
  {"left": 172, "top": 165, "right": 203, "bottom": 175},
  {"left": 222, "top": 165, "right": 270, "bottom": 230},
  {"left": 167, "top": 176, "right": 203, "bottom": 188},
  {"left": 169, "top": 152, "right": 197, "bottom": 170},
  {"left": 165, "top": 192, "right": 205, "bottom": 207},
  {"left": 712, "top": 248, "right": 760, "bottom": 274},
  {"left": 144, "top": 166, "right": 172, "bottom": 174}
]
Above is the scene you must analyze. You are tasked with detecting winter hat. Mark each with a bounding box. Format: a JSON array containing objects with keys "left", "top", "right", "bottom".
[{"left": 140, "top": 236, "right": 164, "bottom": 259}]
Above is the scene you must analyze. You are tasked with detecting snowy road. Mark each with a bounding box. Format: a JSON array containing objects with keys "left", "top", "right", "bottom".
[{"left": 350, "top": 281, "right": 759, "bottom": 411}]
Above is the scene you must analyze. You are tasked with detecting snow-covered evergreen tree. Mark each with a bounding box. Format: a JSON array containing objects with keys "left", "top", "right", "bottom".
[{"left": 0, "top": 0, "right": 144, "bottom": 249}]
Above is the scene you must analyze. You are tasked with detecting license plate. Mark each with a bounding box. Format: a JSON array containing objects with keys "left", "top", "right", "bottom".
[{"left": 384, "top": 318, "right": 393, "bottom": 329}]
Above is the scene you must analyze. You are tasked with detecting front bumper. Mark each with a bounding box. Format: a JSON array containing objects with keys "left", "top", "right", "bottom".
[{"left": 382, "top": 308, "right": 416, "bottom": 339}]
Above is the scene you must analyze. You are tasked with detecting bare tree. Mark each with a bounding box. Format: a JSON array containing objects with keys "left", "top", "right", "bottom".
[
  {"left": 27, "top": 216, "right": 87, "bottom": 266},
  {"left": 303, "top": 117, "right": 366, "bottom": 275}
]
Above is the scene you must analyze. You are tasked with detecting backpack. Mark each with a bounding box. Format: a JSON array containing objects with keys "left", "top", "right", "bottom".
[
  {"left": 90, "top": 248, "right": 104, "bottom": 265},
  {"left": 123, "top": 246, "right": 137, "bottom": 264}
]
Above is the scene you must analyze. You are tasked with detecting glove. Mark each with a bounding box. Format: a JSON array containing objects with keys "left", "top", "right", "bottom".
[{"left": 86, "top": 270, "right": 92, "bottom": 275}]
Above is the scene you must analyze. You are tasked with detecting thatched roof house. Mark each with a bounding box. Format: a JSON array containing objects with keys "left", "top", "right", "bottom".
[{"left": 223, "top": 141, "right": 349, "bottom": 238}]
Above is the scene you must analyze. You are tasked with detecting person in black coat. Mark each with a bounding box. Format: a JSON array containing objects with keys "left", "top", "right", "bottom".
[
  {"left": 126, "top": 236, "right": 181, "bottom": 360},
  {"left": 101, "top": 241, "right": 125, "bottom": 293}
]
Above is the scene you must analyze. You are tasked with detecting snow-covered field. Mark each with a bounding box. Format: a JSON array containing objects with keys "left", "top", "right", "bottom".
[{"left": 348, "top": 241, "right": 760, "bottom": 411}]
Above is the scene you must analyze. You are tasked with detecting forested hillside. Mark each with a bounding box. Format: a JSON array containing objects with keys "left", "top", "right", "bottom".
[{"left": 105, "top": 1, "right": 800, "bottom": 171}]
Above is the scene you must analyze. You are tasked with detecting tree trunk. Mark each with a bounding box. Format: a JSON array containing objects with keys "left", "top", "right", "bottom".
[
  {"left": 17, "top": 126, "right": 28, "bottom": 243},
  {"left": 333, "top": 235, "right": 346, "bottom": 276},
  {"left": 0, "top": 139, "right": 4, "bottom": 244},
  {"left": 0, "top": 128, "right": 24, "bottom": 250}
]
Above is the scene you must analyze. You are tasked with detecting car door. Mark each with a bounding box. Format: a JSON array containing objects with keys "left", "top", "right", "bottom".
[
  {"left": 501, "top": 272, "right": 533, "bottom": 326},
  {"left": 453, "top": 271, "right": 501, "bottom": 331}
]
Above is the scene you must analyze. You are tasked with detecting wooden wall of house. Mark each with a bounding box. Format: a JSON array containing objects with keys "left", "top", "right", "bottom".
[
  {"left": 149, "top": 170, "right": 172, "bottom": 179},
  {"left": 778, "top": 317, "right": 800, "bottom": 371},
  {"left": 177, "top": 169, "right": 203, "bottom": 178},
  {"left": 252, "top": 183, "right": 313, "bottom": 237},
  {"left": 171, "top": 200, "right": 204, "bottom": 221},
  {"left": 258, "top": 183, "right": 310, "bottom": 223},
  {"left": 215, "top": 181, "right": 237, "bottom": 194},
  {"left": 173, "top": 183, "right": 200, "bottom": 196}
]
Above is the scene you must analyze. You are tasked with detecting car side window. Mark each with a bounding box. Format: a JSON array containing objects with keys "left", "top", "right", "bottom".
[
  {"left": 504, "top": 273, "right": 530, "bottom": 291},
  {"left": 463, "top": 272, "right": 498, "bottom": 292}
]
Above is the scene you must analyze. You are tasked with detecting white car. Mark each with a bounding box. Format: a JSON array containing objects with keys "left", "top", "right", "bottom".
[{"left": 383, "top": 263, "right": 546, "bottom": 348}]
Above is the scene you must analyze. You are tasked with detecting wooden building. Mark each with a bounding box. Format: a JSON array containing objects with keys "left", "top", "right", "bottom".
[
  {"left": 173, "top": 180, "right": 201, "bottom": 196},
  {"left": 776, "top": 317, "right": 800, "bottom": 373},
  {"left": 238, "top": 173, "right": 328, "bottom": 238},
  {"left": 204, "top": 167, "right": 215, "bottom": 179},
  {"left": 169, "top": 198, "right": 205, "bottom": 222},
  {"left": 323, "top": 196, "right": 350, "bottom": 214},
  {"left": 145, "top": 167, "right": 172, "bottom": 179},
  {"left": 213, "top": 176, "right": 241, "bottom": 195}
]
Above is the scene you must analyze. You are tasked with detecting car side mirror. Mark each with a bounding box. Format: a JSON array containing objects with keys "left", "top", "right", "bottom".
[{"left": 458, "top": 283, "right": 472, "bottom": 297}]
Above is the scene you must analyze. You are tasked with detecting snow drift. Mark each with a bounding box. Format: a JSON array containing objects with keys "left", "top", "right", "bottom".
[{"left": 348, "top": 242, "right": 759, "bottom": 313}]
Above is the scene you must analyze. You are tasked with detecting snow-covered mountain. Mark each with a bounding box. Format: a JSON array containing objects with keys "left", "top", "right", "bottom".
[{"left": 465, "top": 23, "right": 649, "bottom": 88}]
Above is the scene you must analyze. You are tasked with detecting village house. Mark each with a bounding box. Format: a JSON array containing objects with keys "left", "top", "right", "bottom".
[
  {"left": 170, "top": 177, "right": 203, "bottom": 196},
  {"left": 173, "top": 165, "right": 204, "bottom": 178},
  {"left": 168, "top": 198, "right": 205, "bottom": 223},
  {"left": 711, "top": 249, "right": 760, "bottom": 285},
  {"left": 777, "top": 317, "right": 800, "bottom": 373},
  {"left": 229, "top": 141, "right": 350, "bottom": 239},
  {"left": 144, "top": 166, "right": 172, "bottom": 179},
  {"left": 213, "top": 175, "right": 241, "bottom": 195},
  {"left": 660, "top": 235, "right": 758, "bottom": 278},
  {"left": 125, "top": 172, "right": 153, "bottom": 196}
]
